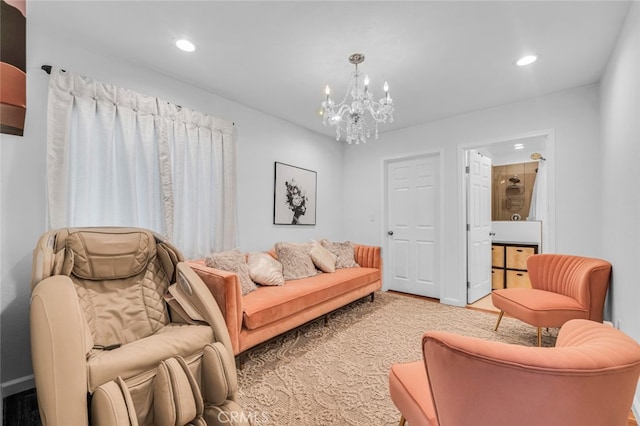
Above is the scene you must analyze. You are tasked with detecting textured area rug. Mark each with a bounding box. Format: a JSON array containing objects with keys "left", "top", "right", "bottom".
[{"left": 236, "top": 291, "right": 558, "bottom": 425}]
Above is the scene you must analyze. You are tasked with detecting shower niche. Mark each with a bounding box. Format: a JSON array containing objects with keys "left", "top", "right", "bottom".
[{"left": 492, "top": 161, "right": 538, "bottom": 221}]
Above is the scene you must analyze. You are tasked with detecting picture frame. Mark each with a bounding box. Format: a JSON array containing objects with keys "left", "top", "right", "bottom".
[{"left": 273, "top": 162, "right": 317, "bottom": 225}]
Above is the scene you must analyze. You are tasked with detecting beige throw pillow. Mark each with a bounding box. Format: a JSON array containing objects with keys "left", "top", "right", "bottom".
[
  {"left": 320, "top": 239, "right": 360, "bottom": 269},
  {"left": 205, "top": 250, "right": 257, "bottom": 296},
  {"left": 274, "top": 242, "right": 318, "bottom": 281},
  {"left": 310, "top": 241, "right": 337, "bottom": 273},
  {"left": 247, "top": 252, "right": 285, "bottom": 286}
]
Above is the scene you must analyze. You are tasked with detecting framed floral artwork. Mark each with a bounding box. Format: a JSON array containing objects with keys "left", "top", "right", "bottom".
[{"left": 273, "top": 162, "right": 316, "bottom": 225}]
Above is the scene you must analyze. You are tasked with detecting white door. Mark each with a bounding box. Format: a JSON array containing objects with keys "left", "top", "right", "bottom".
[
  {"left": 467, "top": 150, "right": 492, "bottom": 303},
  {"left": 386, "top": 154, "right": 440, "bottom": 298}
]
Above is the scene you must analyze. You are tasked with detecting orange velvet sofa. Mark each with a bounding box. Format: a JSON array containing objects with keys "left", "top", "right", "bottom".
[{"left": 186, "top": 244, "right": 382, "bottom": 357}]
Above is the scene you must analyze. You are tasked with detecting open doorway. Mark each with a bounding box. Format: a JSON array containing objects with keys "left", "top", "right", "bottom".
[{"left": 463, "top": 131, "right": 555, "bottom": 305}]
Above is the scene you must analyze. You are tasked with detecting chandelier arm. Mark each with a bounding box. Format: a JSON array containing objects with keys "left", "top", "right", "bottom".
[
  {"left": 333, "top": 104, "right": 352, "bottom": 119},
  {"left": 366, "top": 105, "right": 386, "bottom": 122}
]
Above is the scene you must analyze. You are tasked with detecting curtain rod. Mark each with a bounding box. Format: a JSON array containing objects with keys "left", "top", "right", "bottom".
[{"left": 40, "top": 64, "right": 234, "bottom": 126}]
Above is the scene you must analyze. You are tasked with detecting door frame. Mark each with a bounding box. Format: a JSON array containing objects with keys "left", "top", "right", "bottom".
[
  {"left": 457, "top": 129, "right": 556, "bottom": 303},
  {"left": 381, "top": 149, "right": 445, "bottom": 295}
]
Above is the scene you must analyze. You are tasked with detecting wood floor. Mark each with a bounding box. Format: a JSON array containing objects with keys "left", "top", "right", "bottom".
[
  {"left": 3, "top": 388, "right": 40, "bottom": 426},
  {"left": 467, "top": 293, "right": 501, "bottom": 313}
]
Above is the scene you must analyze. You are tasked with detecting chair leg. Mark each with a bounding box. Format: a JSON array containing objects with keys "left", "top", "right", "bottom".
[
  {"left": 399, "top": 415, "right": 407, "bottom": 426},
  {"left": 537, "top": 327, "right": 542, "bottom": 347},
  {"left": 494, "top": 311, "right": 505, "bottom": 331},
  {"left": 235, "top": 353, "right": 246, "bottom": 370}
]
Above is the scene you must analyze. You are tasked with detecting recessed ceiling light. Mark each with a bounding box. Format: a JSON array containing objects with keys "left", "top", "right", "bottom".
[
  {"left": 514, "top": 143, "right": 525, "bottom": 150},
  {"left": 175, "top": 39, "right": 196, "bottom": 52},
  {"left": 516, "top": 55, "right": 538, "bottom": 66}
]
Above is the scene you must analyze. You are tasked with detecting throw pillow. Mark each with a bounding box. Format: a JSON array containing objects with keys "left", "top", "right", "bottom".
[
  {"left": 320, "top": 239, "right": 360, "bottom": 269},
  {"left": 274, "top": 242, "right": 318, "bottom": 281},
  {"left": 310, "top": 241, "right": 337, "bottom": 273},
  {"left": 205, "top": 250, "right": 257, "bottom": 296},
  {"left": 247, "top": 252, "right": 285, "bottom": 286}
]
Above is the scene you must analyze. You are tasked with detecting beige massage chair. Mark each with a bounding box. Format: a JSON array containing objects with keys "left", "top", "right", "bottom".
[{"left": 30, "top": 227, "right": 250, "bottom": 426}]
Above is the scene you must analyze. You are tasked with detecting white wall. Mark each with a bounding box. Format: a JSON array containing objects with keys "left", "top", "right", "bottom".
[
  {"left": 0, "top": 21, "right": 344, "bottom": 394},
  {"left": 342, "top": 84, "right": 604, "bottom": 306},
  {"left": 600, "top": 2, "right": 640, "bottom": 415}
]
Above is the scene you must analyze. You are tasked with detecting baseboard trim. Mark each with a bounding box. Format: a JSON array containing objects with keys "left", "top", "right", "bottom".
[{"left": 1, "top": 375, "right": 34, "bottom": 398}]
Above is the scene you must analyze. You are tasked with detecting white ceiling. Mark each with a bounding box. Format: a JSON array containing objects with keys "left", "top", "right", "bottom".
[{"left": 29, "top": 1, "right": 631, "bottom": 139}]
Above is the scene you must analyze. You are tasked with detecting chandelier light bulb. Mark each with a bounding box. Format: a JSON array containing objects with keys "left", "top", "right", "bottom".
[{"left": 325, "top": 85, "right": 331, "bottom": 100}]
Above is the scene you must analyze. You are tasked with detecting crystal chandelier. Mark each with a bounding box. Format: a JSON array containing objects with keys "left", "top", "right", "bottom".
[{"left": 320, "top": 53, "right": 394, "bottom": 144}]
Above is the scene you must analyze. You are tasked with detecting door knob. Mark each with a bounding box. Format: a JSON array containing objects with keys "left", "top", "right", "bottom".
[
  {"left": 387, "top": 231, "right": 394, "bottom": 236},
  {"left": 489, "top": 232, "right": 496, "bottom": 236}
]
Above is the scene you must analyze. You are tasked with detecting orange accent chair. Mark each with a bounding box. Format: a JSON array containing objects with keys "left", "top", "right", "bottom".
[
  {"left": 492, "top": 254, "right": 612, "bottom": 346},
  {"left": 388, "top": 319, "right": 640, "bottom": 426}
]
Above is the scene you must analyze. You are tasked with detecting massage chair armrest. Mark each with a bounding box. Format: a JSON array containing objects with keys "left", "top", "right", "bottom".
[
  {"left": 184, "top": 261, "right": 243, "bottom": 355},
  {"left": 30, "top": 275, "right": 93, "bottom": 426},
  {"left": 354, "top": 244, "right": 382, "bottom": 270},
  {"left": 174, "top": 263, "right": 238, "bottom": 365}
]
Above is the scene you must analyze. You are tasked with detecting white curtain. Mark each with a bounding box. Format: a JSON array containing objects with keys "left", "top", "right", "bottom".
[
  {"left": 527, "top": 159, "right": 547, "bottom": 223},
  {"left": 47, "top": 68, "right": 236, "bottom": 258}
]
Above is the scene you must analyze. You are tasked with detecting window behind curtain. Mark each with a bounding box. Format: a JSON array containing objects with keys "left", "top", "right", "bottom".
[{"left": 46, "top": 68, "right": 236, "bottom": 258}]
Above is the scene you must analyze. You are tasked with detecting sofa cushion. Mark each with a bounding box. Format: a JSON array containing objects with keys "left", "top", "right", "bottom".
[
  {"left": 310, "top": 241, "right": 336, "bottom": 273},
  {"left": 274, "top": 242, "right": 318, "bottom": 280},
  {"left": 242, "top": 267, "right": 380, "bottom": 330},
  {"left": 389, "top": 361, "right": 437, "bottom": 426},
  {"left": 321, "top": 239, "right": 360, "bottom": 269},
  {"left": 205, "top": 250, "right": 257, "bottom": 296},
  {"left": 247, "top": 252, "right": 285, "bottom": 286}
]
